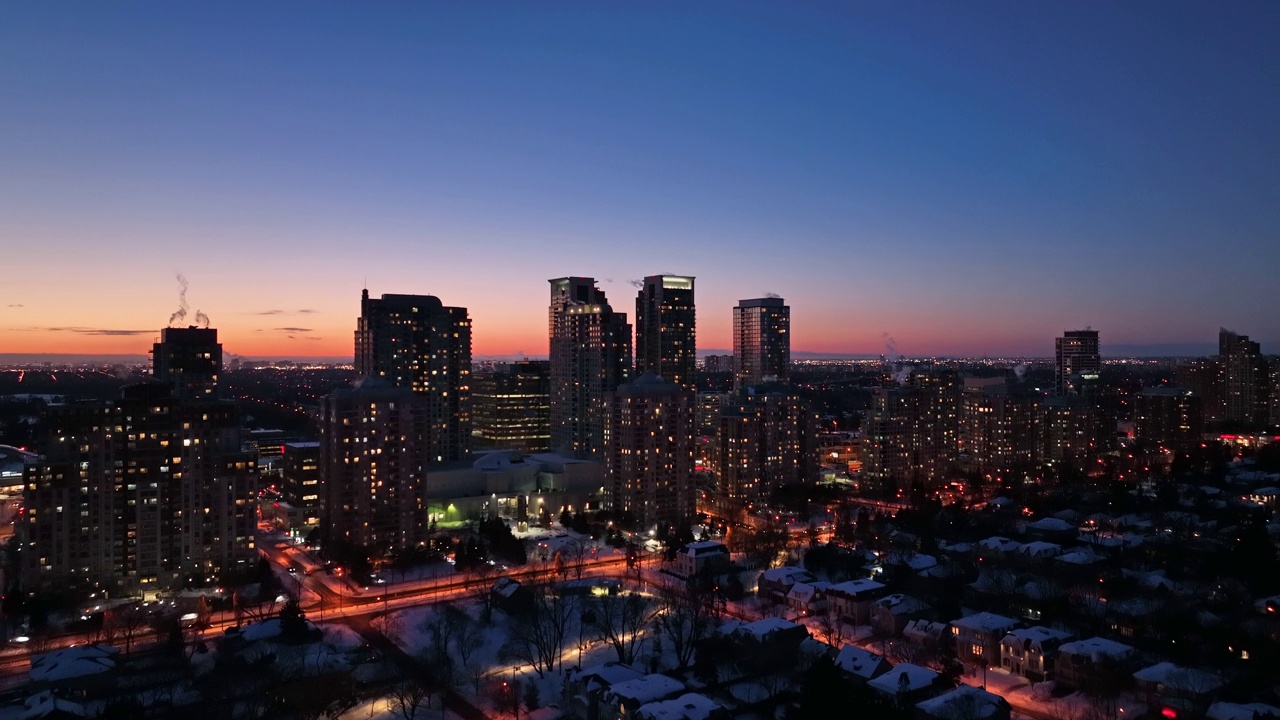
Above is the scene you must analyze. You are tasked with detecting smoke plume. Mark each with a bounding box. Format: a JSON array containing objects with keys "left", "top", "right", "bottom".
[
  {"left": 195, "top": 310, "right": 210, "bottom": 328},
  {"left": 1013, "top": 363, "right": 1027, "bottom": 379},
  {"left": 168, "top": 274, "right": 189, "bottom": 326}
]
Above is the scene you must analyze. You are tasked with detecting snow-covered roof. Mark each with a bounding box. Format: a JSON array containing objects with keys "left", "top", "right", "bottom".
[
  {"left": 1001, "top": 626, "right": 1072, "bottom": 651},
  {"left": 787, "top": 581, "right": 830, "bottom": 603},
  {"left": 608, "top": 674, "right": 686, "bottom": 705},
  {"left": 1016, "top": 541, "right": 1062, "bottom": 557},
  {"left": 1207, "top": 702, "right": 1280, "bottom": 720},
  {"left": 1056, "top": 549, "right": 1105, "bottom": 565},
  {"left": 570, "top": 661, "right": 645, "bottom": 691},
  {"left": 874, "top": 593, "right": 931, "bottom": 616},
  {"left": 868, "top": 663, "right": 938, "bottom": 694},
  {"left": 682, "top": 541, "right": 728, "bottom": 556},
  {"left": 834, "top": 645, "right": 887, "bottom": 680},
  {"left": 493, "top": 577, "right": 522, "bottom": 598},
  {"left": 977, "top": 536, "right": 1020, "bottom": 552},
  {"left": 19, "top": 691, "right": 100, "bottom": 720},
  {"left": 951, "top": 611, "right": 1019, "bottom": 634},
  {"left": 1133, "top": 662, "right": 1222, "bottom": 693},
  {"left": 1058, "top": 636, "right": 1134, "bottom": 662},
  {"left": 732, "top": 617, "right": 806, "bottom": 640},
  {"left": 760, "top": 566, "right": 814, "bottom": 585},
  {"left": 1027, "top": 517, "right": 1075, "bottom": 533},
  {"left": 828, "top": 578, "right": 885, "bottom": 597},
  {"left": 28, "top": 645, "right": 118, "bottom": 683},
  {"left": 904, "top": 619, "right": 948, "bottom": 642},
  {"left": 636, "top": 693, "right": 724, "bottom": 720},
  {"left": 917, "top": 684, "right": 1010, "bottom": 720}
]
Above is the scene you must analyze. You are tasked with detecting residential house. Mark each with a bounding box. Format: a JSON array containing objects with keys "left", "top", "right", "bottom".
[
  {"left": 998, "top": 627, "right": 1073, "bottom": 682},
  {"left": 564, "top": 662, "right": 645, "bottom": 720},
  {"left": 635, "top": 693, "right": 730, "bottom": 720},
  {"left": 757, "top": 566, "right": 815, "bottom": 604},
  {"left": 834, "top": 644, "right": 890, "bottom": 685},
  {"left": 1133, "top": 663, "right": 1223, "bottom": 718},
  {"left": 674, "top": 542, "right": 730, "bottom": 580},
  {"left": 603, "top": 675, "right": 686, "bottom": 720},
  {"left": 826, "top": 578, "right": 888, "bottom": 626},
  {"left": 916, "top": 684, "right": 1011, "bottom": 720},
  {"left": 1054, "top": 637, "right": 1136, "bottom": 692},
  {"left": 871, "top": 594, "right": 934, "bottom": 638},
  {"left": 786, "top": 581, "right": 831, "bottom": 617},
  {"left": 950, "top": 612, "right": 1019, "bottom": 667},
  {"left": 868, "top": 664, "right": 946, "bottom": 708}
]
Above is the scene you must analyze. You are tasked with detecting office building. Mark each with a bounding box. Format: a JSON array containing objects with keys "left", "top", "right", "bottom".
[
  {"left": 354, "top": 290, "right": 472, "bottom": 463},
  {"left": 152, "top": 326, "right": 221, "bottom": 400},
  {"left": 604, "top": 371, "right": 696, "bottom": 530},
  {"left": 1219, "top": 329, "right": 1270, "bottom": 426},
  {"left": 714, "top": 386, "right": 818, "bottom": 505},
  {"left": 733, "top": 297, "right": 790, "bottom": 392},
  {"left": 1055, "top": 330, "right": 1100, "bottom": 397},
  {"left": 472, "top": 360, "right": 551, "bottom": 453},
  {"left": 319, "top": 380, "right": 432, "bottom": 553},
  {"left": 280, "top": 441, "right": 322, "bottom": 530},
  {"left": 548, "top": 277, "right": 632, "bottom": 460},
  {"left": 860, "top": 369, "right": 959, "bottom": 496},
  {"left": 1133, "top": 388, "right": 1203, "bottom": 449},
  {"left": 635, "top": 275, "right": 696, "bottom": 391},
  {"left": 22, "top": 328, "right": 255, "bottom": 596}
]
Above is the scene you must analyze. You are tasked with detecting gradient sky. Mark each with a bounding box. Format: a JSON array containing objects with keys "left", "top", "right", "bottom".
[{"left": 2, "top": 2, "right": 1277, "bottom": 359}]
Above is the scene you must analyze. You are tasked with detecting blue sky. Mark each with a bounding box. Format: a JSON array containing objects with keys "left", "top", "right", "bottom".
[{"left": 2, "top": 2, "right": 1277, "bottom": 358}]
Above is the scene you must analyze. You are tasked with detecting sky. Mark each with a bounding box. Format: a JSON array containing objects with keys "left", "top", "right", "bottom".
[{"left": 2, "top": 2, "right": 1277, "bottom": 360}]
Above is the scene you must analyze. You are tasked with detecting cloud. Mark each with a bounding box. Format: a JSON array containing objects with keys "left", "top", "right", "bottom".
[
  {"left": 11, "top": 326, "right": 153, "bottom": 336},
  {"left": 7, "top": 304, "right": 22, "bottom": 308},
  {"left": 256, "top": 327, "right": 314, "bottom": 333},
  {"left": 252, "top": 309, "right": 318, "bottom": 316}
]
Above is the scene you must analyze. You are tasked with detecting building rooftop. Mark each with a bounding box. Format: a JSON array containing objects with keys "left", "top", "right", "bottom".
[{"left": 951, "top": 612, "right": 1019, "bottom": 634}]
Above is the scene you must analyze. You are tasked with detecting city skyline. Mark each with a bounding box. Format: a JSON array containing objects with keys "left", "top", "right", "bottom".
[{"left": 3, "top": 3, "right": 1279, "bottom": 359}]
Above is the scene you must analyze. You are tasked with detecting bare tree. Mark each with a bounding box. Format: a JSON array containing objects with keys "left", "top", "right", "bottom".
[
  {"left": 453, "top": 612, "right": 487, "bottom": 692},
  {"left": 390, "top": 680, "right": 429, "bottom": 720},
  {"left": 563, "top": 539, "right": 590, "bottom": 582},
  {"left": 500, "top": 584, "right": 576, "bottom": 677},
  {"left": 652, "top": 577, "right": 717, "bottom": 671},
  {"left": 592, "top": 592, "right": 655, "bottom": 665},
  {"left": 815, "top": 604, "right": 847, "bottom": 648},
  {"left": 472, "top": 563, "right": 498, "bottom": 623}
]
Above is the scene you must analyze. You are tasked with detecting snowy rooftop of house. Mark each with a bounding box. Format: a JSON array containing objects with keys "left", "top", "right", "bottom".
[
  {"left": 787, "top": 581, "right": 830, "bottom": 602},
  {"left": 1016, "top": 541, "right": 1062, "bottom": 556},
  {"left": 608, "top": 674, "right": 686, "bottom": 704},
  {"left": 834, "top": 645, "right": 886, "bottom": 679},
  {"left": 868, "top": 663, "right": 938, "bottom": 694},
  {"left": 938, "top": 541, "right": 973, "bottom": 554},
  {"left": 733, "top": 617, "right": 805, "bottom": 640},
  {"left": 1058, "top": 637, "right": 1134, "bottom": 661},
  {"left": 17, "top": 690, "right": 100, "bottom": 720},
  {"left": 28, "top": 645, "right": 118, "bottom": 683},
  {"left": 493, "top": 577, "right": 522, "bottom": 597},
  {"left": 977, "top": 536, "right": 1020, "bottom": 552},
  {"left": 683, "top": 541, "right": 728, "bottom": 555},
  {"left": 829, "top": 578, "right": 885, "bottom": 596},
  {"left": 1133, "top": 662, "right": 1223, "bottom": 693},
  {"left": 1002, "top": 626, "right": 1073, "bottom": 648},
  {"left": 1207, "top": 702, "right": 1280, "bottom": 720},
  {"left": 1056, "top": 549, "right": 1105, "bottom": 565},
  {"left": 904, "top": 619, "right": 948, "bottom": 640},
  {"left": 1027, "top": 517, "right": 1075, "bottom": 532},
  {"left": 636, "top": 693, "right": 724, "bottom": 720},
  {"left": 570, "top": 661, "right": 645, "bottom": 690},
  {"left": 917, "top": 684, "right": 1010, "bottom": 720},
  {"left": 760, "top": 566, "right": 814, "bottom": 584},
  {"left": 875, "top": 593, "right": 930, "bottom": 615},
  {"left": 951, "top": 612, "right": 1019, "bottom": 634}
]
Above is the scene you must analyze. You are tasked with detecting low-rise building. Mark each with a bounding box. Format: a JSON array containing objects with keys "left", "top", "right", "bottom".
[
  {"left": 604, "top": 675, "right": 686, "bottom": 720},
  {"left": 757, "top": 566, "right": 815, "bottom": 604},
  {"left": 868, "top": 664, "right": 946, "bottom": 707},
  {"left": 564, "top": 662, "right": 646, "bottom": 720},
  {"left": 872, "top": 594, "right": 934, "bottom": 638},
  {"left": 834, "top": 644, "right": 890, "bottom": 684},
  {"left": 826, "top": 578, "right": 889, "bottom": 626},
  {"left": 950, "top": 612, "right": 1020, "bottom": 666},
  {"left": 635, "top": 693, "right": 729, "bottom": 720},
  {"left": 674, "top": 541, "right": 730, "bottom": 580},
  {"left": 916, "top": 684, "right": 1011, "bottom": 720},
  {"left": 1055, "top": 637, "right": 1137, "bottom": 691},
  {"left": 1133, "top": 663, "right": 1223, "bottom": 718},
  {"left": 998, "top": 626, "right": 1073, "bottom": 682}
]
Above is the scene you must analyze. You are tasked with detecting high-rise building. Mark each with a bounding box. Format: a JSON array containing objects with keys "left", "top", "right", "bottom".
[
  {"left": 1035, "top": 397, "right": 1099, "bottom": 472},
  {"left": 548, "top": 277, "right": 632, "bottom": 460},
  {"left": 281, "top": 441, "right": 322, "bottom": 530},
  {"left": 703, "top": 354, "right": 734, "bottom": 374},
  {"left": 733, "top": 297, "right": 790, "bottom": 392},
  {"left": 714, "top": 386, "right": 818, "bottom": 506},
  {"left": 1055, "top": 329, "right": 1100, "bottom": 396},
  {"left": 1133, "top": 388, "right": 1203, "bottom": 449},
  {"left": 1219, "top": 329, "right": 1269, "bottom": 426},
  {"left": 860, "top": 369, "right": 960, "bottom": 496},
  {"left": 472, "top": 361, "right": 551, "bottom": 453},
  {"left": 319, "top": 380, "right": 431, "bottom": 553},
  {"left": 152, "top": 326, "right": 222, "bottom": 400},
  {"left": 354, "top": 290, "right": 472, "bottom": 463},
  {"left": 22, "top": 328, "right": 255, "bottom": 596},
  {"left": 959, "top": 378, "right": 1038, "bottom": 481},
  {"left": 604, "top": 372, "right": 696, "bottom": 530},
  {"left": 635, "top": 275, "right": 696, "bottom": 391},
  {"left": 1176, "top": 358, "right": 1223, "bottom": 422}
]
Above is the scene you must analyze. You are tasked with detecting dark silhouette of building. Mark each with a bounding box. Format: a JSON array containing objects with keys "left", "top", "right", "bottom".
[
  {"left": 22, "top": 328, "right": 256, "bottom": 596},
  {"left": 1219, "top": 328, "right": 1269, "bottom": 426},
  {"left": 319, "top": 380, "right": 431, "bottom": 553},
  {"left": 549, "top": 277, "right": 632, "bottom": 460},
  {"left": 703, "top": 354, "right": 733, "bottom": 374},
  {"left": 1133, "top": 388, "right": 1203, "bottom": 449},
  {"left": 860, "top": 369, "right": 959, "bottom": 496},
  {"left": 635, "top": 275, "right": 697, "bottom": 391},
  {"left": 472, "top": 360, "right": 551, "bottom": 453},
  {"left": 733, "top": 297, "right": 790, "bottom": 392},
  {"left": 280, "top": 441, "right": 322, "bottom": 530},
  {"left": 354, "top": 290, "right": 472, "bottom": 462},
  {"left": 1055, "top": 329, "right": 1100, "bottom": 397},
  {"left": 714, "top": 385, "right": 818, "bottom": 504},
  {"left": 960, "top": 377, "right": 1038, "bottom": 482},
  {"left": 605, "top": 371, "right": 696, "bottom": 529},
  {"left": 152, "top": 326, "right": 221, "bottom": 400}
]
